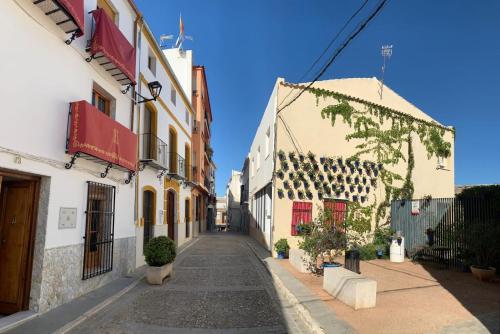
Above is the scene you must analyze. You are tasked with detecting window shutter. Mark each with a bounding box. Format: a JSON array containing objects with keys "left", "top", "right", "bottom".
[
  {"left": 291, "top": 201, "right": 312, "bottom": 236},
  {"left": 324, "top": 200, "right": 347, "bottom": 228}
]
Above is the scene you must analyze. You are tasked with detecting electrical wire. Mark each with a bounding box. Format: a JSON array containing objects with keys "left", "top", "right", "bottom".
[
  {"left": 277, "top": 0, "right": 369, "bottom": 109},
  {"left": 277, "top": 0, "right": 389, "bottom": 115}
]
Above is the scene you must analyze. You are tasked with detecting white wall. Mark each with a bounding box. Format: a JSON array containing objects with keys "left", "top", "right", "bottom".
[
  {"left": 248, "top": 78, "right": 283, "bottom": 195},
  {"left": 163, "top": 48, "right": 193, "bottom": 105},
  {"left": 0, "top": 0, "right": 138, "bottom": 249}
]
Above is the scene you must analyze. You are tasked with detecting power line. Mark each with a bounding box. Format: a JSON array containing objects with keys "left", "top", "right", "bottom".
[
  {"left": 277, "top": 0, "right": 388, "bottom": 115},
  {"left": 278, "top": 0, "right": 369, "bottom": 109}
]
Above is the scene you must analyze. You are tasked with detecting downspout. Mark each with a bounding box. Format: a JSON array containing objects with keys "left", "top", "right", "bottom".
[
  {"left": 134, "top": 16, "right": 144, "bottom": 227},
  {"left": 270, "top": 79, "right": 282, "bottom": 253}
]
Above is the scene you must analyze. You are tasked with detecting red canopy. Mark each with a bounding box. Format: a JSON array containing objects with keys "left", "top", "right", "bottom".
[
  {"left": 68, "top": 101, "right": 138, "bottom": 172},
  {"left": 58, "top": 0, "right": 85, "bottom": 36},
  {"left": 90, "top": 9, "right": 136, "bottom": 85}
]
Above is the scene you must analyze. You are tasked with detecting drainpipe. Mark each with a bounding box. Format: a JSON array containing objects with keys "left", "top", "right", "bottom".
[
  {"left": 270, "top": 79, "right": 283, "bottom": 253},
  {"left": 134, "top": 16, "right": 144, "bottom": 227}
]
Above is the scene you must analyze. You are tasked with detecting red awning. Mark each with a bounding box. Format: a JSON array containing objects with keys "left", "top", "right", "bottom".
[
  {"left": 33, "top": 0, "right": 84, "bottom": 36},
  {"left": 67, "top": 101, "right": 138, "bottom": 172},
  {"left": 89, "top": 9, "right": 136, "bottom": 85}
]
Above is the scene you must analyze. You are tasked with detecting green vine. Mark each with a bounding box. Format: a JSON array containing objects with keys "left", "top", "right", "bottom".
[{"left": 309, "top": 87, "right": 453, "bottom": 226}]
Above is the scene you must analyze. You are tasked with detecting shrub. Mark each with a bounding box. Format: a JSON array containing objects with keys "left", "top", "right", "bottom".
[
  {"left": 144, "top": 236, "right": 176, "bottom": 267},
  {"left": 274, "top": 238, "right": 290, "bottom": 254},
  {"left": 358, "top": 243, "right": 377, "bottom": 260}
]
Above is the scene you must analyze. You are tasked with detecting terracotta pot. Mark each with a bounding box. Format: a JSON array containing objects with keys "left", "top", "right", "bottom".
[
  {"left": 146, "top": 263, "right": 173, "bottom": 285},
  {"left": 470, "top": 265, "right": 496, "bottom": 281}
]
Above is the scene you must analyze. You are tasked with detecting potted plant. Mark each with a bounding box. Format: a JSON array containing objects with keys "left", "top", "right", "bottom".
[
  {"left": 278, "top": 150, "right": 286, "bottom": 161},
  {"left": 332, "top": 165, "right": 338, "bottom": 173},
  {"left": 277, "top": 188, "right": 284, "bottom": 199},
  {"left": 287, "top": 189, "right": 295, "bottom": 199},
  {"left": 357, "top": 185, "right": 363, "bottom": 193},
  {"left": 288, "top": 171, "right": 295, "bottom": 180},
  {"left": 320, "top": 157, "right": 326, "bottom": 164},
  {"left": 302, "top": 162, "right": 312, "bottom": 172},
  {"left": 280, "top": 160, "right": 289, "bottom": 171},
  {"left": 274, "top": 238, "right": 290, "bottom": 259},
  {"left": 318, "top": 191, "right": 324, "bottom": 200},
  {"left": 283, "top": 180, "right": 290, "bottom": 189},
  {"left": 298, "top": 190, "right": 305, "bottom": 199},
  {"left": 293, "top": 160, "right": 300, "bottom": 170},
  {"left": 313, "top": 163, "right": 319, "bottom": 171},
  {"left": 306, "top": 189, "right": 313, "bottom": 200},
  {"left": 293, "top": 178, "right": 301, "bottom": 189},
  {"left": 288, "top": 152, "right": 296, "bottom": 161},
  {"left": 307, "top": 151, "right": 316, "bottom": 161},
  {"left": 297, "top": 170, "right": 305, "bottom": 180},
  {"left": 328, "top": 158, "right": 334, "bottom": 166},
  {"left": 337, "top": 157, "right": 343, "bottom": 166},
  {"left": 276, "top": 169, "right": 285, "bottom": 179},
  {"left": 307, "top": 170, "right": 316, "bottom": 180},
  {"left": 323, "top": 184, "right": 331, "bottom": 195},
  {"left": 314, "top": 180, "right": 321, "bottom": 190},
  {"left": 319, "top": 174, "right": 325, "bottom": 182},
  {"left": 327, "top": 173, "right": 334, "bottom": 182},
  {"left": 144, "top": 236, "right": 176, "bottom": 285},
  {"left": 464, "top": 222, "right": 499, "bottom": 281},
  {"left": 303, "top": 180, "right": 310, "bottom": 188},
  {"left": 299, "top": 153, "right": 305, "bottom": 162}
]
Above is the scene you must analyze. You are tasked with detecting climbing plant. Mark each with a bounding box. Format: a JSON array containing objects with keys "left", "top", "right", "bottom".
[{"left": 309, "top": 87, "right": 453, "bottom": 226}]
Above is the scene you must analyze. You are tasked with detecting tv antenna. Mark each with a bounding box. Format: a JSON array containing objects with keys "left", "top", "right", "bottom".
[
  {"left": 159, "top": 14, "right": 193, "bottom": 50},
  {"left": 378, "top": 44, "right": 393, "bottom": 99}
]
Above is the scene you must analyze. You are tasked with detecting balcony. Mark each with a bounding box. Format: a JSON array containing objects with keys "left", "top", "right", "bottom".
[
  {"left": 33, "top": 0, "right": 84, "bottom": 42},
  {"left": 192, "top": 120, "right": 200, "bottom": 134},
  {"left": 86, "top": 9, "right": 136, "bottom": 87},
  {"left": 139, "top": 133, "right": 168, "bottom": 170},
  {"left": 65, "top": 100, "right": 137, "bottom": 176},
  {"left": 167, "top": 153, "right": 185, "bottom": 180}
]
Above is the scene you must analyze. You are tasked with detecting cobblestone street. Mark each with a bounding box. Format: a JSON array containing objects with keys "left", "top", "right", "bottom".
[{"left": 68, "top": 234, "right": 307, "bottom": 334}]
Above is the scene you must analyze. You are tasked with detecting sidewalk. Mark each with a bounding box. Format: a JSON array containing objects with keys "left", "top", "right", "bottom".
[
  {"left": 2, "top": 237, "right": 199, "bottom": 334},
  {"left": 245, "top": 239, "right": 355, "bottom": 334}
]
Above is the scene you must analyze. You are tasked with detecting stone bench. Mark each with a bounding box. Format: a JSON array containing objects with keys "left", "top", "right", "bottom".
[
  {"left": 323, "top": 266, "right": 377, "bottom": 310},
  {"left": 289, "top": 248, "right": 311, "bottom": 273}
]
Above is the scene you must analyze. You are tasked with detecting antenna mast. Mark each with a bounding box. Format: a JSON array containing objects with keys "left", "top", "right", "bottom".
[{"left": 379, "top": 44, "right": 393, "bottom": 99}]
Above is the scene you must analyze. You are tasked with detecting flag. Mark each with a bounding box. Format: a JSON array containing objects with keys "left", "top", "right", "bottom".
[{"left": 175, "top": 14, "right": 184, "bottom": 48}]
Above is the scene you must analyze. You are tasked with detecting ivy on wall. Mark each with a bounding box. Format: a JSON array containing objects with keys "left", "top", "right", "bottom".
[
  {"left": 276, "top": 86, "right": 454, "bottom": 228},
  {"left": 313, "top": 88, "right": 453, "bottom": 226}
]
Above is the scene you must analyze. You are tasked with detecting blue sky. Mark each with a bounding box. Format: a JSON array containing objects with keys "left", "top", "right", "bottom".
[{"left": 134, "top": 0, "right": 500, "bottom": 195}]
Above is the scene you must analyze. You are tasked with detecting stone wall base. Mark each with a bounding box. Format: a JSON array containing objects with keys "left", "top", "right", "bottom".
[{"left": 35, "top": 237, "right": 135, "bottom": 313}]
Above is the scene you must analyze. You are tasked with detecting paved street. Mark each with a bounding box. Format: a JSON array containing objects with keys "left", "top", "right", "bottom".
[{"left": 68, "top": 234, "right": 308, "bottom": 334}]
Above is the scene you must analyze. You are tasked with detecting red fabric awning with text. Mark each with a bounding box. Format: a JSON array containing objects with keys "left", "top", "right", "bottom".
[
  {"left": 68, "top": 101, "right": 138, "bottom": 172},
  {"left": 90, "top": 9, "right": 136, "bottom": 85},
  {"left": 58, "top": 0, "right": 85, "bottom": 36}
]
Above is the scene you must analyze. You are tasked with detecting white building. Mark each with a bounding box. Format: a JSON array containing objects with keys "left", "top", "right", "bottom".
[
  {"left": 0, "top": 0, "right": 140, "bottom": 316},
  {"left": 225, "top": 170, "right": 242, "bottom": 231},
  {"left": 0, "top": 0, "right": 202, "bottom": 319}
]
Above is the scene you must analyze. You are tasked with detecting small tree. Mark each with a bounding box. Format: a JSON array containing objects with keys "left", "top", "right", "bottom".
[{"left": 299, "top": 208, "right": 346, "bottom": 273}]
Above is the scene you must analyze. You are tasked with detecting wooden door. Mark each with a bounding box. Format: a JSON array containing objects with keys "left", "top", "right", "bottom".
[
  {"left": 84, "top": 199, "right": 104, "bottom": 272},
  {"left": 0, "top": 181, "right": 37, "bottom": 315},
  {"left": 167, "top": 191, "right": 175, "bottom": 240},
  {"left": 143, "top": 191, "right": 154, "bottom": 250}
]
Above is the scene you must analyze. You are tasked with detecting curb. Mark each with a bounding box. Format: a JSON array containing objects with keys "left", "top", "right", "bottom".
[{"left": 246, "top": 240, "right": 355, "bottom": 334}]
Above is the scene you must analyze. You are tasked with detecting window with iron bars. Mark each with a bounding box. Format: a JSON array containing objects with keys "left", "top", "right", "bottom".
[{"left": 82, "top": 181, "right": 115, "bottom": 280}]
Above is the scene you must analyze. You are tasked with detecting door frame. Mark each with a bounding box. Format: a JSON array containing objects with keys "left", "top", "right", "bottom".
[{"left": 0, "top": 168, "right": 40, "bottom": 313}]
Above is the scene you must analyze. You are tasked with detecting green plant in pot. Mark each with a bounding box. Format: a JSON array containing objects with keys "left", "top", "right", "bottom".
[
  {"left": 459, "top": 221, "right": 499, "bottom": 281},
  {"left": 144, "top": 236, "right": 177, "bottom": 285},
  {"left": 278, "top": 149, "right": 286, "bottom": 161},
  {"left": 274, "top": 238, "right": 290, "bottom": 259}
]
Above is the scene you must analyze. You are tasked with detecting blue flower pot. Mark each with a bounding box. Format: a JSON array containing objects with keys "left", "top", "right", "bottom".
[{"left": 277, "top": 252, "right": 285, "bottom": 259}]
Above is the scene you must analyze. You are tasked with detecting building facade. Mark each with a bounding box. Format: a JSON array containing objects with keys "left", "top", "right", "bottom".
[
  {"left": 190, "top": 65, "right": 216, "bottom": 235},
  {"left": 0, "top": 0, "right": 140, "bottom": 315},
  {"left": 0, "top": 0, "right": 215, "bottom": 318},
  {"left": 243, "top": 78, "right": 455, "bottom": 254},
  {"left": 226, "top": 170, "right": 242, "bottom": 231}
]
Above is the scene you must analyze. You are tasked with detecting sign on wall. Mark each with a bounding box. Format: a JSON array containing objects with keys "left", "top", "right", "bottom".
[
  {"left": 59, "top": 207, "right": 77, "bottom": 229},
  {"left": 411, "top": 201, "right": 420, "bottom": 215}
]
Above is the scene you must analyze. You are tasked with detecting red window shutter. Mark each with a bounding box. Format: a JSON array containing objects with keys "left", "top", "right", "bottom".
[
  {"left": 324, "top": 200, "right": 347, "bottom": 228},
  {"left": 291, "top": 201, "right": 312, "bottom": 236}
]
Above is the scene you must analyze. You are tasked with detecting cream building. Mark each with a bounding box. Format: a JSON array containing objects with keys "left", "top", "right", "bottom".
[
  {"left": 244, "top": 77, "right": 455, "bottom": 253},
  {"left": 226, "top": 170, "right": 242, "bottom": 231}
]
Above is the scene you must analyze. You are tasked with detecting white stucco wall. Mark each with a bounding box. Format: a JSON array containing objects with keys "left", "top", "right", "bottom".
[{"left": 0, "top": 0, "right": 138, "bottom": 250}]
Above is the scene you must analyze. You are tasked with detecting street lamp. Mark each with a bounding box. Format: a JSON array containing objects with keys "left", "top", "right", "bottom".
[{"left": 136, "top": 81, "right": 162, "bottom": 104}]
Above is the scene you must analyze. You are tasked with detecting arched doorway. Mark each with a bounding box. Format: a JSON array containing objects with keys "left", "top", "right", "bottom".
[
  {"left": 167, "top": 190, "right": 176, "bottom": 240},
  {"left": 143, "top": 189, "right": 155, "bottom": 250}
]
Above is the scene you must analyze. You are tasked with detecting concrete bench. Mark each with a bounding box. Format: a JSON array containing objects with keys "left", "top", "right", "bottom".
[
  {"left": 323, "top": 266, "right": 377, "bottom": 310},
  {"left": 289, "top": 248, "right": 311, "bottom": 273}
]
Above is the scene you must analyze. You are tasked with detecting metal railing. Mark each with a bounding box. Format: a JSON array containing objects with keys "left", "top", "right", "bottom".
[
  {"left": 139, "top": 133, "right": 168, "bottom": 169},
  {"left": 168, "top": 152, "right": 185, "bottom": 179},
  {"left": 391, "top": 197, "right": 500, "bottom": 270}
]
